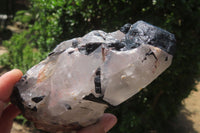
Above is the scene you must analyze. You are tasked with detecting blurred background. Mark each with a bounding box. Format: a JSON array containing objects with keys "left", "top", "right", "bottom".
[{"left": 0, "top": 0, "right": 200, "bottom": 133}]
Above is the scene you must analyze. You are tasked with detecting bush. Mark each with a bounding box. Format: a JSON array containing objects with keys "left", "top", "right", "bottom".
[{"left": 1, "top": 0, "right": 200, "bottom": 132}]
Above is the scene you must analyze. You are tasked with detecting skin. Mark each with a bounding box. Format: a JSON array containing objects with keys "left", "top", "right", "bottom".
[
  {"left": 78, "top": 113, "right": 117, "bottom": 133},
  {"left": 0, "top": 69, "right": 22, "bottom": 133},
  {"left": 0, "top": 69, "right": 117, "bottom": 133}
]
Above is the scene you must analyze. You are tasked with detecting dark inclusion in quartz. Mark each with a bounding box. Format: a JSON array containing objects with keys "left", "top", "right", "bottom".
[
  {"left": 11, "top": 20, "right": 176, "bottom": 132},
  {"left": 122, "top": 21, "right": 176, "bottom": 54},
  {"left": 77, "top": 21, "right": 176, "bottom": 55}
]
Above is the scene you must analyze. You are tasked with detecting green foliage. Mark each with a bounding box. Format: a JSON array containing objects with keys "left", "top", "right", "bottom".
[
  {"left": 15, "top": 115, "right": 28, "bottom": 125},
  {"left": 14, "top": 10, "right": 32, "bottom": 24},
  {"left": 1, "top": 30, "right": 46, "bottom": 72},
  {"left": 1, "top": 0, "right": 200, "bottom": 132}
]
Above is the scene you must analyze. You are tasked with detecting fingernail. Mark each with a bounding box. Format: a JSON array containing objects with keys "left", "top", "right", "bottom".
[
  {"left": 12, "top": 69, "right": 23, "bottom": 77},
  {"left": 103, "top": 116, "right": 117, "bottom": 132}
]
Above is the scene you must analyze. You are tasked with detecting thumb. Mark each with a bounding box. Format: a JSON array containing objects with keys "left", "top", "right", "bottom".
[{"left": 78, "top": 113, "right": 117, "bottom": 133}]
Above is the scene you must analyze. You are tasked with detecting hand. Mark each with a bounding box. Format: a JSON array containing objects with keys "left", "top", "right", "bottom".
[
  {"left": 0, "top": 69, "right": 23, "bottom": 133},
  {"left": 78, "top": 113, "right": 117, "bottom": 133}
]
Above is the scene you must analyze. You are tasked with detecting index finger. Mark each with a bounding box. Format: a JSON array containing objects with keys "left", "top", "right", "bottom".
[{"left": 0, "top": 69, "right": 23, "bottom": 102}]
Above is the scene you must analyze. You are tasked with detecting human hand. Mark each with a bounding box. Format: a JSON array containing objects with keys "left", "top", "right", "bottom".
[
  {"left": 0, "top": 69, "right": 23, "bottom": 133},
  {"left": 78, "top": 113, "right": 117, "bottom": 133}
]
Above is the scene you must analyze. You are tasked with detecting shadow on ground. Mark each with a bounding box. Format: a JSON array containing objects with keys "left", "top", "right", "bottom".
[{"left": 164, "top": 105, "right": 198, "bottom": 133}]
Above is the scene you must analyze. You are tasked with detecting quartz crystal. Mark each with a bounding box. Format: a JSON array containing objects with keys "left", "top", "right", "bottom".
[{"left": 11, "top": 21, "right": 176, "bottom": 132}]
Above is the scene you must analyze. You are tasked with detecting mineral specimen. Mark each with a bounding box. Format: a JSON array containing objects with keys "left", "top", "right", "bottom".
[{"left": 11, "top": 20, "right": 176, "bottom": 132}]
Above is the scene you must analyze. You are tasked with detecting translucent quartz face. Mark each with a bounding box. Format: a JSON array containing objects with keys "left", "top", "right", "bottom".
[
  {"left": 11, "top": 21, "right": 175, "bottom": 132},
  {"left": 102, "top": 44, "right": 172, "bottom": 105}
]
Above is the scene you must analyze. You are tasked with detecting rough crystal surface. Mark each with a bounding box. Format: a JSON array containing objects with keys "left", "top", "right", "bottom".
[{"left": 11, "top": 20, "right": 175, "bottom": 132}]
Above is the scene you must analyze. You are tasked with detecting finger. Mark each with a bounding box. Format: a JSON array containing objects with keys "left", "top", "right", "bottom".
[
  {"left": 78, "top": 113, "right": 117, "bottom": 133},
  {"left": 1, "top": 104, "right": 21, "bottom": 120},
  {"left": 0, "top": 104, "right": 21, "bottom": 133},
  {"left": 0, "top": 101, "right": 6, "bottom": 117},
  {"left": 0, "top": 69, "right": 23, "bottom": 101}
]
